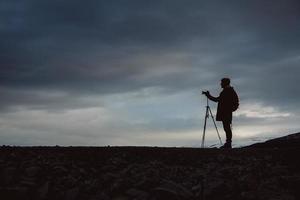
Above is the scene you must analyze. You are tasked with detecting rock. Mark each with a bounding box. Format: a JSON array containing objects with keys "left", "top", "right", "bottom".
[
  {"left": 153, "top": 180, "right": 193, "bottom": 199},
  {"left": 192, "top": 183, "right": 203, "bottom": 198},
  {"left": 239, "top": 174, "right": 258, "bottom": 190},
  {"left": 83, "top": 179, "right": 98, "bottom": 190},
  {"left": 203, "top": 178, "right": 226, "bottom": 199},
  {"left": 153, "top": 187, "right": 180, "bottom": 200},
  {"left": 0, "top": 186, "right": 29, "bottom": 200},
  {"left": 2, "top": 167, "right": 17, "bottom": 185},
  {"left": 90, "top": 191, "right": 110, "bottom": 200},
  {"left": 20, "top": 177, "right": 36, "bottom": 187},
  {"left": 25, "top": 166, "right": 40, "bottom": 177},
  {"left": 271, "top": 165, "right": 289, "bottom": 175},
  {"left": 64, "top": 187, "right": 80, "bottom": 200},
  {"left": 102, "top": 172, "right": 120, "bottom": 181},
  {"left": 79, "top": 167, "right": 87, "bottom": 176},
  {"left": 240, "top": 191, "right": 258, "bottom": 200},
  {"left": 280, "top": 175, "right": 300, "bottom": 192},
  {"left": 134, "top": 177, "right": 158, "bottom": 190},
  {"left": 53, "top": 165, "right": 68, "bottom": 175},
  {"left": 126, "top": 188, "right": 149, "bottom": 199},
  {"left": 110, "top": 178, "right": 131, "bottom": 193},
  {"left": 112, "top": 195, "right": 129, "bottom": 200},
  {"left": 101, "top": 165, "right": 116, "bottom": 171},
  {"left": 37, "top": 181, "right": 49, "bottom": 199},
  {"left": 62, "top": 175, "right": 77, "bottom": 187}
]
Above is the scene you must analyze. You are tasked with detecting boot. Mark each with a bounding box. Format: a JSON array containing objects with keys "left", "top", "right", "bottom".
[{"left": 220, "top": 142, "right": 232, "bottom": 149}]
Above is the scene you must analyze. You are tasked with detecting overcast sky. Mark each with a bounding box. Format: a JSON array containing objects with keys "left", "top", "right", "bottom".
[{"left": 1, "top": 0, "right": 300, "bottom": 147}]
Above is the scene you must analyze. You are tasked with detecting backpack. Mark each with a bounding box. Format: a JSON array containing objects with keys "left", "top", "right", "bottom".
[{"left": 231, "top": 90, "right": 239, "bottom": 112}]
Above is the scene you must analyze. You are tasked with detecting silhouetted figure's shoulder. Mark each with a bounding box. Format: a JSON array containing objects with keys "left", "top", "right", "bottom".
[
  {"left": 224, "top": 86, "right": 236, "bottom": 92},
  {"left": 220, "top": 86, "right": 237, "bottom": 97}
]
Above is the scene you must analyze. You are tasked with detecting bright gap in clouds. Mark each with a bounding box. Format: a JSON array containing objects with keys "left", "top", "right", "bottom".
[
  {"left": 0, "top": 88, "right": 298, "bottom": 147},
  {"left": 236, "top": 103, "right": 291, "bottom": 118}
]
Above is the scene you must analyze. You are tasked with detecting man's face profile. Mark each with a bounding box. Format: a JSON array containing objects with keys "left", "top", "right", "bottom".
[{"left": 221, "top": 81, "right": 226, "bottom": 88}]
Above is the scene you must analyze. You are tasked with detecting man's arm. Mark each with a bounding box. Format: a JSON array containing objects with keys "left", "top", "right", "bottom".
[{"left": 205, "top": 92, "right": 219, "bottom": 102}]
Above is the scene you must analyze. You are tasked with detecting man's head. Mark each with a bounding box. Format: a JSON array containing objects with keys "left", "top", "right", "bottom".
[{"left": 221, "top": 78, "right": 231, "bottom": 88}]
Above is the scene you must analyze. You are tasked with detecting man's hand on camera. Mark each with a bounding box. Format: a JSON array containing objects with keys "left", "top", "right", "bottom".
[{"left": 202, "top": 91, "right": 210, "bottom": 96}]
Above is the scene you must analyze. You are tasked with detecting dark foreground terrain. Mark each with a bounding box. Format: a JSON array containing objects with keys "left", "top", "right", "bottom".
[{"left": 1, "top": 133, "right": 300, "bottom": 200}]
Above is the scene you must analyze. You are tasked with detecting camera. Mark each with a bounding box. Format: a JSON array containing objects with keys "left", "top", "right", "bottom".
[{"left": 202, "top": 90, "right": 208, "bottom": 95}]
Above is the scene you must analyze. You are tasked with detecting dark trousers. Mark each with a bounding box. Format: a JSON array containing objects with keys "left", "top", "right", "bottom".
[{"left": 222, "top": 120, "right": 232, "bottom": 143}]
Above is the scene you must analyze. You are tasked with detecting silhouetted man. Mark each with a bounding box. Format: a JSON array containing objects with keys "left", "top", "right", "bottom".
[{"left": 203, "top": 78, "right": 239, "bottom": 148}]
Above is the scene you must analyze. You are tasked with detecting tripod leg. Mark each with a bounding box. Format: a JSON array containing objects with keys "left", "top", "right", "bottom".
[
  {"left": 208, "top": 107, "right": 223, "bottom": 145},
  {"left": 201, "top": 107, "right": 209, "bottom": 148}
]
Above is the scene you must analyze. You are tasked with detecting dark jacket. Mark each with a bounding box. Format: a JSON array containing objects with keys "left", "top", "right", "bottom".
[{"left": 207, "top": 87, "right": 238, "bottom": 122}]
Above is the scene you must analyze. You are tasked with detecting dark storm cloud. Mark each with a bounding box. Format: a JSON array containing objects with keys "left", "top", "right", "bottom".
[{"left": 1, "top": 0, "right": 300, "bottom": 111}]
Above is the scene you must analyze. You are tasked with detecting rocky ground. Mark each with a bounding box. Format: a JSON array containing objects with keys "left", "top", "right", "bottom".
[{"left": 1, "top": 133, "right": 300, "bottom": 200}]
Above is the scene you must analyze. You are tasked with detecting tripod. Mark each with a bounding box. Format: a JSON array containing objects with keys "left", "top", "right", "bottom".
[{"left": 201, "top": 96, "right": 223, "bottom": 148}]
